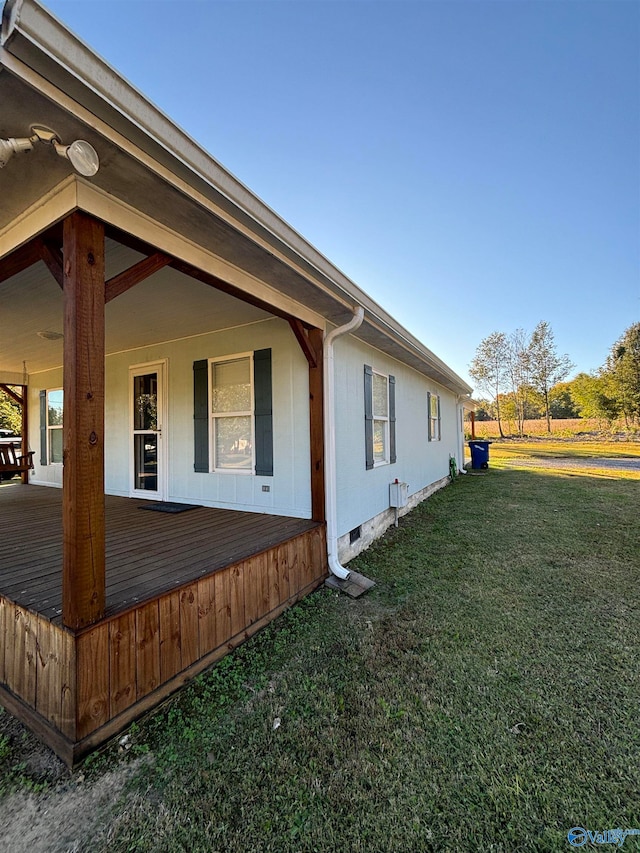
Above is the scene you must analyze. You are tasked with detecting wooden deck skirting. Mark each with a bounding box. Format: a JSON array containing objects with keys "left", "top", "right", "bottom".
[
  {"left": 0, "top": 487, "right": 327, "bottom": 766},
  {"left": 0, "top": 598, "right": 75, "bottom": 739}
]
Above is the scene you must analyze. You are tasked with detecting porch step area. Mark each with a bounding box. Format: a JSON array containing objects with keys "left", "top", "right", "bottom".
[{"left": 325, "top": 570, "right": 375, "bottom": 598}]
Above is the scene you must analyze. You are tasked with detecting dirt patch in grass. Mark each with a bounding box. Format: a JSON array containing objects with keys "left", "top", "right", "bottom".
[
  {"left": 0, "top": 706, "right": 153, "bottom": 853},
  {"left": 0, "top": 758, "right": 149, "bottom": 853}
]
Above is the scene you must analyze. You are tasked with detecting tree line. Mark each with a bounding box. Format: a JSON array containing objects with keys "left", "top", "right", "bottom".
[{"left": 470, "top": 321, "right": 640, "bottom": 437}]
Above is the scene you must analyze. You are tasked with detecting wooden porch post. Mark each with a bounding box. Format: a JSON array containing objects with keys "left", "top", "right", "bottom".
[
  {"left": 20, "top": 384, "right": 28, "bottom": 484},
  {"left": 62, "top": 212, "right": 106, "bottom": 629},
  {"left": 308, "top": 327, "right": 325, "bottom": 523}
]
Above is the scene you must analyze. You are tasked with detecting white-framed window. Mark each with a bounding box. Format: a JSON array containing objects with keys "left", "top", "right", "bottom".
[
  {"left": 372, "top": 371, "right": 390, "bottom": 465},
  {"left": 428, "top": 392, "right": 441, "bottom": 441},
  {"left": 365, "top": 365, "right": 396, "bottom": 470},
  {"left": 209, "top": 353, "right": 254, "bottom": 472},
  {"left": 47, "top": 389, "right": 64, "bottom": 463}
]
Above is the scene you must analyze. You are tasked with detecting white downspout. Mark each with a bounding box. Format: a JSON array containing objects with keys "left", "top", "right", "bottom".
[{"left": 324, "top": 306, "right": 365, "bottom": 580}]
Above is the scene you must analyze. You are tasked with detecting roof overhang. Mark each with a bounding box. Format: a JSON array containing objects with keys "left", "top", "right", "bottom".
[{"left": 1, "top": 0, "right": 472, "bottom": 395}]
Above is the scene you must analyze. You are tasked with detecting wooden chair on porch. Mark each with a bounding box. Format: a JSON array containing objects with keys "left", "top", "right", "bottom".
[{"left": 0, "top": 442, "right": 34, "bottom": 479}]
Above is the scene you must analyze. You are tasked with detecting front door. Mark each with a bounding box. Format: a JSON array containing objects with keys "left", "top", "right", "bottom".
[{"left": 130, "top": 361, "right": 166, "bottom": 500}]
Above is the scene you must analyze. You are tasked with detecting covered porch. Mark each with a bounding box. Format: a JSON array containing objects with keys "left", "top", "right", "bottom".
[
  {"left": 0, "top": 188, "right": 330, "bottom": 765},
  {"left": 1, "top": 4, "right": 342, "bottom": 765},
  {"left": 0, "top": 482, "right": 326, "bottom": 765}
]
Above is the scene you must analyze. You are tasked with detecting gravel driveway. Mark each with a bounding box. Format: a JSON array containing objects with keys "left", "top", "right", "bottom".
[{"left": 502, "top": 456, "right": 640, "bottom": 472}]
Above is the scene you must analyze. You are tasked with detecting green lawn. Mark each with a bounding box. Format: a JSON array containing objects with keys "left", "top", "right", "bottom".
[
  {"left": 2, "top": 461, "right": 639, "bottom": 851},
  {"left": 488, "top": 437, "right": 640, "bottom": 461}
]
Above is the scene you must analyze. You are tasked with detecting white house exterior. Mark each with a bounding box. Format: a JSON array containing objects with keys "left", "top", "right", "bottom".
[
  {"left": 0, "top": 0, "right": 472, "bottom": 763},
  {"left": 29, "top": 309, "right": 468, "bottom": 555}
]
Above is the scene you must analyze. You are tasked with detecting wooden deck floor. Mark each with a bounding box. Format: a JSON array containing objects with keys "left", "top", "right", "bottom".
[{"left": 0, "top": 483, "right": 318, "bottom": 623}]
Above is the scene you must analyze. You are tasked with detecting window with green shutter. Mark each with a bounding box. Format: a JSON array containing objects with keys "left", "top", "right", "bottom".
[
  {"left": 193, "top": 349, "right": 273, "bottom": 475},
  {"left": 364, "top": 366, "right": 396, "bottom": 467}
]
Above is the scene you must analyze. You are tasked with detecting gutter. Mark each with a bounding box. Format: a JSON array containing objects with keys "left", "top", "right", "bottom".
[{"left": 324, "top": 306, "right": 365, "bottom": 580}]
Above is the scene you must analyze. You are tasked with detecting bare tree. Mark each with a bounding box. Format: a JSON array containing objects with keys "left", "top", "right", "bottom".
[
  {"left": 469, "top": 332, "right": 509, "bottom": 438},
  {"left": 504, "top": 328, "right": 531, "bottom": 436},
  {"left": 529, "top": 321, "right": 574, "bottom": 432}
]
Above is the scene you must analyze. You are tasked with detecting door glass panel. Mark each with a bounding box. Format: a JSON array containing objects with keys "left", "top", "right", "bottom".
[
  {"left": 134, "top": 433, "right": 158, "bottom": 491},
  {"left": 134, "top": 374, "right": 158, "bottom": 430},
  {"left": 133, "top": 370, "right": 160, "bottom": 494}
]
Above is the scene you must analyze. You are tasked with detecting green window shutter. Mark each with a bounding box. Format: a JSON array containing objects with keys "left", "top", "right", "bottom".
[
  {"left": 364, "top": 365, "right": 374, "bottom": 470},
  {"left": 427, "top": 392, "right": 432, "bottom": 442},
  {"left": 193, "top": 360, "right": 209, "bottom": 472},
  {"left": 389, "top": 374, "right": 396, "bottom": 464},
  {"left": 39, "top": 390, "right": 47, "bottom": 465},
  {"left": 254, "top": 348, "right": 273, "bottom": 476},
  {"left": 437, "top": 394, "right": 441, "bottom": 441}
]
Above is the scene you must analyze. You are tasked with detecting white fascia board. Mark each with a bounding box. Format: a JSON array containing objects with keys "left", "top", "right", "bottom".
[
  {"left": 76, "top": 182, "right": 326, "bottom": 331},
  {"left": 0, "top": 175, "right": 77, "bottom": 256},
  {"left": 0, "top": 371, "right": 27, "bottom": 384}
]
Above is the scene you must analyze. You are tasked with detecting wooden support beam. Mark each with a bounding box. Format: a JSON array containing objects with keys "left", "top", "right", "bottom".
[
  {"left": 0, "top": 240, "right": 41, "bottom": 285},
  {"left": 21, "top": 385, "right": 29, "bottom": 485},
  {"left": 0, "top": 383, "right": 23, "bottom": 405},
  {"left": 289, "top": 318, "right": 317, "bottom": 368},
  {"left": 62, "top": 212, "right": 106, "bottom": 630},
  {"left": 307, "top": 328, "right": 325, "bottom": 522},
  {"left": 38, "top": 239, "right": 64, "bottom": 289},
  {"left": 104, "top": 224, "right": 313, "bottom": 331},
  {"left": 105, "top": 252, "right": 171, "bottom": 303}
]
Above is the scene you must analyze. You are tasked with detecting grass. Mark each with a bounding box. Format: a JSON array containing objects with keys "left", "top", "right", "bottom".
[
  {"left": 1, "top": 455, "right": 639, "bottom": 851},
  {"left": 489, "top": 439, "right": 640, "bottom": 459}
]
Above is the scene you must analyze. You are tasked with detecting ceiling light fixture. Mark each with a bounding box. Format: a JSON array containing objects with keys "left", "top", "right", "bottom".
[
  {"left": 0, "top": 125, "right": 99, "bottom": 176},
  {"left": 36, "top": 330, "right": 64, "bottom": 341}
]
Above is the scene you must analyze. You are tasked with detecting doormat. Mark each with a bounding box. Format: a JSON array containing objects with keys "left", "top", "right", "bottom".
[{"left": 139, "top": 502, "right": 201, "bottom": 513}]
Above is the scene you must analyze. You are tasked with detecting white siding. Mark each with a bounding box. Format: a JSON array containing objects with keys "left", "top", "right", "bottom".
[
  {"left": 28, "top": 318, "right": 312, "bottom": 518},
  {"left": 333, "top": 335, "right": 459, "bottom": 539}
]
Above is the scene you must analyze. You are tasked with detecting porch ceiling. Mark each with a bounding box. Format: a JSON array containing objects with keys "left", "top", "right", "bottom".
[{"left": 0, "top": 238, "right": 273, "bottom": 375}]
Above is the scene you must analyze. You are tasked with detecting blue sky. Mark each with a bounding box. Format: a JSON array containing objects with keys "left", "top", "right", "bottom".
[{"left": 44, "top": 0, "right": 639, "bottom": 390}]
